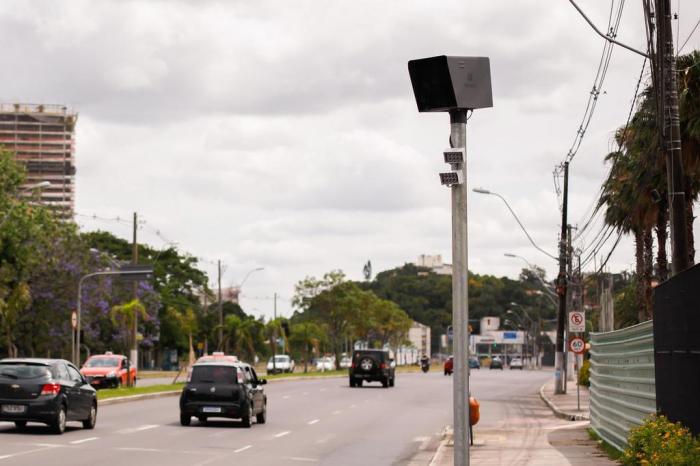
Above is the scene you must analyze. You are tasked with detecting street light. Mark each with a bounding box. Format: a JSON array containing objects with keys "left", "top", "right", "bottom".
[
  {"left": 238, "top": 267, "right": 265, "bottom": 289},
  {"left": 473, "top": 188, "right": 558, "bottom": 262},
  {"left": 0, "top": 181, "right": 52, "bottom": 227}
]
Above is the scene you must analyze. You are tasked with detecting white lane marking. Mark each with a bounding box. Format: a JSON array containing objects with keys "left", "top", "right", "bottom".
[
  {"left": 349, "top": 404, "right": 356, "bottom": 408},
  {"left": 70, "top": 437, "right": 99, "bottom": 445},
  {"left": 0, "top": 445, "right": 59, "bottom": 460},
  {"left": 413, "top": 436, "right": 430, "bottom": 442},
  {"left": 307, "top": 419, "right": 320, "bottom": 425},
  {"left": 117, "top": 424, "right": 159, "bottom": 434},
  {"left": 234, "top": 445, "right": 252, "bottom": 453},
  {"left": 290, "top": 457, "right": 317, "bottom": 462},
  {"left": 274, "top": 430, "right": 291, "bottom": 438},
  {"left": 332, "top": 410, "right": 342, "bottom": 415},
  {"left": 320, "top": 388, "right": 327, "bottom": 392},
  {"left": 282, "top": 395, "right": 291, "bottom": 399},
  {"left": 302, "top": 392, "right": 309, "bottom": 396}
]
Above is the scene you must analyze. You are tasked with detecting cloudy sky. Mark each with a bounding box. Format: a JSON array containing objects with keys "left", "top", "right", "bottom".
[{"left": 2, "top": 1, "right": 699, "bottom": 319}]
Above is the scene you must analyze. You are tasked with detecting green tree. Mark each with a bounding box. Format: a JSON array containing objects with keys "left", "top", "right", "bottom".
[
  {"left": 110, "top": 299, "right": 148, "bottom": 353},
  {"left": 289, "top": 322, "right": 325, "bottom": 373}
]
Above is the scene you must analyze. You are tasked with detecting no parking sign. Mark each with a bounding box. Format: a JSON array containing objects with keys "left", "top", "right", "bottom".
[{"left": 568, "top": 311, "right": 585, "bottom": 333}]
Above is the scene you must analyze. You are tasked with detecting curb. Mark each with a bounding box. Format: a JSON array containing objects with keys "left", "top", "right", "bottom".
[
  {"left": 98, "top": 375, "right": 349, "bottom": 406},
  {"left": 99, "top": 390, "right": 181, "bottom": 406},
  {"left": 539, "top": 383, "right": 590, "bottom": 421},
  {"left": 428, "top": 426, "right": 452, "bottom": 466}
]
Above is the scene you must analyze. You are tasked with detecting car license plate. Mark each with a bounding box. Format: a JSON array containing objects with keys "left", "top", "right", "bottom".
[
  {"left": 1, "top": 404, "right": 26, "bottom": 414},
  {"left": 202, "top": 407, "right": 221, "bottom": 413}
]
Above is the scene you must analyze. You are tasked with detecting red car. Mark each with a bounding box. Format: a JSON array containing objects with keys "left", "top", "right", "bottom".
[
  {"left": 80, "top": 353, "right": 136, "bottom": 389},
  {"left": 444, "top": 356, "right": 454, "bottom": 375}
]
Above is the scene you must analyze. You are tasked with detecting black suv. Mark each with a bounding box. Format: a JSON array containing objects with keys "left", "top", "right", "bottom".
[
  {"left": 179, "top": 360, "right": 267, "bottom": 427},
  {"left": 349, "top": 350, "right": 395, "bottom": 388},
  {"left": 0, "top": 358, "right": 97, "bottom": 434}
]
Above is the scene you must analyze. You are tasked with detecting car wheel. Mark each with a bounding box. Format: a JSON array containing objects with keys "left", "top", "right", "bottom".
[
  {"left": 382, "top": 377, "right": 389, "bottom": 388},
  {"left": 14, "top": 421, "right": 26, "bottom": 429},
  {"left": 389, "top": 376, "right": 395, "bottom": 387},
  {"left": 180, "top": 412, "right": 191, "bottom": 426},
  {"left": 357, "top": 379, "right": 363, "bottom": 387},
  {"left": 51, "top": 404, "right": 67, "bottom": 435},
  {"left": 82, "top": 402, "right": 97, "bottom": 429},
  {"left": 241, "top": 403, "right": 253, "bottom": 428},
  {"left": 115, "top": 378, "right": 121, "bottom": 389},
  {"left": 256, "top": 403, "right": 267, "bottom": 424},
  {"left": 349, "top": 377, "right": 355, "bottom": 387}
]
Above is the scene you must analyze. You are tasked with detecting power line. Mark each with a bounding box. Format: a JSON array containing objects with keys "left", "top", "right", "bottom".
[{"left": 679, "top": 17, "right": 700, "bottom": 53}]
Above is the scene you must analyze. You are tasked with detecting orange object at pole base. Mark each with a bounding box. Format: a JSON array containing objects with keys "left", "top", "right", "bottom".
[{"left": 469, "top": 397, "right": 480, "bottom": 426}]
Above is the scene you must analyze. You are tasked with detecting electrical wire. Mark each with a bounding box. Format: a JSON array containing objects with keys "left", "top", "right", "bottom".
[{"left": 679, "top": 17, "right": 700, "bottom": 54}]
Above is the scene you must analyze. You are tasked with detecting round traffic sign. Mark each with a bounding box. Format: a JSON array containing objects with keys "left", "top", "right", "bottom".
[
  {"left": 570, "top": 312, "right": 584, "bottom": 326},
  {"left": 569, "top": 337, "right": 585, "bottom": 354},
  {"left": 71, "top": 311, "right": 77, "bottom": 329}
]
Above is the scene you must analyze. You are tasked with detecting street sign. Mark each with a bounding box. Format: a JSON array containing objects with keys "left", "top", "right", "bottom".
[
  {"left": 568, "top": 311, "right": 585, "bottom": 333},
  {"left": 569, "top": 337, "right": 585, "bottom": 354},
  {"left": 71, "top": 311, "right": 77, "bottom": 329},
  {"left": 118, "top": 264, "right": 155, "bottom": 282}
]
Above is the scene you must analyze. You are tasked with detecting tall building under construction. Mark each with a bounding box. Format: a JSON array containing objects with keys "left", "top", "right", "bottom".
[{"left": 0, "top": 103, "right": 77, "bottom": 217}]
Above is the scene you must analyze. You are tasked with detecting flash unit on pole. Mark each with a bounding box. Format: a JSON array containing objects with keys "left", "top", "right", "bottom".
[
  {"left": 444, "top": 148, "right": 465, "bottom": 167},
  {"left": 439, "top": 171, "right": 463, "bottom": 186}
]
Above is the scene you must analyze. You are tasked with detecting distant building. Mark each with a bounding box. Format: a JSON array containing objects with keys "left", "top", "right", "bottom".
[
  {"left": 414, "top": 254, "right": 452, "bottom": 275},
  {"left": 408, "top": 321, "right": 431, "bottom": 358},
  {"left": 0, "top": 103, "right": 77, "bottom": 217},
  {"left": 195, "top": 286, "right": 241, "bottom": 306}
]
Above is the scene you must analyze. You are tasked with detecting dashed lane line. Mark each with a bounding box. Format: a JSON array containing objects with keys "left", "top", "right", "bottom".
[
  {"left": 69, "top": 437, "right": 99, "bottom": 445},
  {"left": 332, "top": 410, "right": 342, "bottom": 415},
  {"left": 0, "top": 445, "right": 59, "bottom": 461},
  {"left": 274, "top": 430, "right": 291, "bottom": 438},
  {"left": 234, "top": 445, "right": 252, "bottom": 453},
  {"left": 307, "top": 419, "right": 320, "bottom": 425},
  {"left": 117, "top": 424, "right": 159, "bottom": 434}
]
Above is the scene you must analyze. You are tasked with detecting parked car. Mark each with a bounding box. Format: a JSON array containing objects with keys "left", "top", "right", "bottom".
[
  {"left": 316, "top": 357, "right": 334, "bottom": 371},
  {"left": 179, "top": 359, "right": 267, "bottom": 428},
  {"left": 489, "top": 357, "right": 504, "bottom": 370},
  {"left": 444, "top": 356, "right": 453, "bottom": 375},
  {"left": 80, "top": 353, "right": 136, "bottom": 388},
  {"left": 469, "top": 357, "right": 481, "bottom": 369},
  {"left": 509, "top": 358, "right": 524, "bottom": 370},
  {"left": 339, "top": 356, "right": 352, "bottom": 369},
  {"left": 266, "top": 355, "right": 295, "bottom": 374},
  {"left": 348, "top": 350, "right": 395, "bottom": 388},
  {"left": 0, "top": 358, "right": 97, "bottom": 434}
]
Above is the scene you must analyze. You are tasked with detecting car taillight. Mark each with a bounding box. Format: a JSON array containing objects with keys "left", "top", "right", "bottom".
[
  {"left": 41, "top": 383, "right": 61, "bottom": 395},
  {"left": 380, "top": 363, "right": 387, "bottom": 369},
  {"left": 351, "top": 363, "right": 356, "bottom": 369}
]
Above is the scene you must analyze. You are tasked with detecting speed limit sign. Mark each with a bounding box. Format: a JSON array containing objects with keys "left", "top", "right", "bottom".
[{"left": 569, "top": 337, "right": 585, "bottom": 354}]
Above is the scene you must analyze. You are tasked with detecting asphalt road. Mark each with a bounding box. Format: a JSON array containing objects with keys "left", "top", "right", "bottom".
[{"left": 0, "top": 368, "right": 555, "bottom": 465}]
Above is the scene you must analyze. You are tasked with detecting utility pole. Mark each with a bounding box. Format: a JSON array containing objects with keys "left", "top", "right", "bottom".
[
  {"left": 130, "top": 212, "right": 138, "bottom": 387},
  {"left": 217, "top": 260, "right": 223, "bottom": 351},
  {"left": 555, "top": 162, "right": 569, "bottom": 394},
  {"left": 655, "top": 0, "right": 690, "bottom": 274},
  {"left": 272, "top": 292, "right": 277, "bottom": 373}
]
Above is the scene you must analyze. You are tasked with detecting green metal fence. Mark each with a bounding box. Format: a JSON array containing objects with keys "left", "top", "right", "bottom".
[{"left": 589, "top": 320, "right": 656, "bottom": 452}]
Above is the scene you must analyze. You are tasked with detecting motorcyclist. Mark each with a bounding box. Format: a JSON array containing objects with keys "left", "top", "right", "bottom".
[{"left": 420, "top": 354, "right": 430, "bottom": 372}]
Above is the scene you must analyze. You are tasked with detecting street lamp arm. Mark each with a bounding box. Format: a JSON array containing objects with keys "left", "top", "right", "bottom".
[
  {"left": 238, "top": 267, "right": 264, "bottom": 288},
  {"left": 484, "top": 191, "right": 558, "bottom": 262},
  {"left": 568, "top": 0, "right": 649, "bottom": 58}
]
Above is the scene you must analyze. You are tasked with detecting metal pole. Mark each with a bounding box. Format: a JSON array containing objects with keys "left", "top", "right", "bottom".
[
  {"left": 75, "top": 277, "right": 84, "bottom": 366},
  {"left": 130, "top": 212, "right": 138, "bottom": 387},
  {"left": 555, "top": 162, "right": 569, "bottom": 394},
  {"left": 273, "top": 292, "right": 277, "bottom": 373},
  {"left": 450, "top": 109, "right": 469, "bottom": 466},
  {"left": 217, "top": 260, "right": 223, "bottom": 350}
]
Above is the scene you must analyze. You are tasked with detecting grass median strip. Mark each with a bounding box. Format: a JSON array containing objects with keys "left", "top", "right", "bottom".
[{"left": 97, "top": 383, "right": 184, "bottom": 400}]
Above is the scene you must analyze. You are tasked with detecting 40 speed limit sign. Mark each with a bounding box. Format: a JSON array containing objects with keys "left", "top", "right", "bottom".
[{"left": 569, "top": 337, "right": 585, "bottom": 354}]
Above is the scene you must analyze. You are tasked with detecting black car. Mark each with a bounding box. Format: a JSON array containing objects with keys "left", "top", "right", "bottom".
[
  {"left": 179, "top": 360, "right": 267, "bottom": 428},
  {"left": 0, "top": 358, "right": 97, "bottom": 434},
  {"left": 490, "top": 358, "right": 504, "bottom": 370},
  {"left": 349, "top": 350, "right": 395, "bottom": 388}
]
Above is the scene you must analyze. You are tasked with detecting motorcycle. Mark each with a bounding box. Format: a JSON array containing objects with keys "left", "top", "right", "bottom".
[{"left": 420, "top": 359, "right": 430, "bottom": 373}]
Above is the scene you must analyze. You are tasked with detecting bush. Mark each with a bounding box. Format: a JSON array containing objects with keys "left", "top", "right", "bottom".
[
  {"left": 621, "top": 415, "right": 700, "bottom": 465},
  {"left": 578, "top": 359, "right": 590, "bottom": 387}
]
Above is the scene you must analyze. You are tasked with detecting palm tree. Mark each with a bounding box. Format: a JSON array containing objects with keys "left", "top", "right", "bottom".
[{"left": 289, "top": 322, "right": 324, "bottom": 373}]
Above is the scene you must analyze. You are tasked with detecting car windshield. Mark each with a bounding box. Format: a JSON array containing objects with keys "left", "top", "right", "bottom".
[
  {"left": 84, "top": 357, "right": 120, "bottom": 368},
  {"left": 191, "top": 365, "right": 238, "bottom": 384},
  {"left": 0, "top": 363, "right": 50, "bottom": 379},
  {"left": 272, "top": 356, "right": 289, "bottom": 362}
]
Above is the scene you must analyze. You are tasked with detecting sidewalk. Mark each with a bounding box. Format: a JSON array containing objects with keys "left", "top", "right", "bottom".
[
  {"left": 429, "top": 380, "right": 615, "bottom": 465},
  {"left": 539, "top": 379, "right": 590, "bottom": 421}
]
